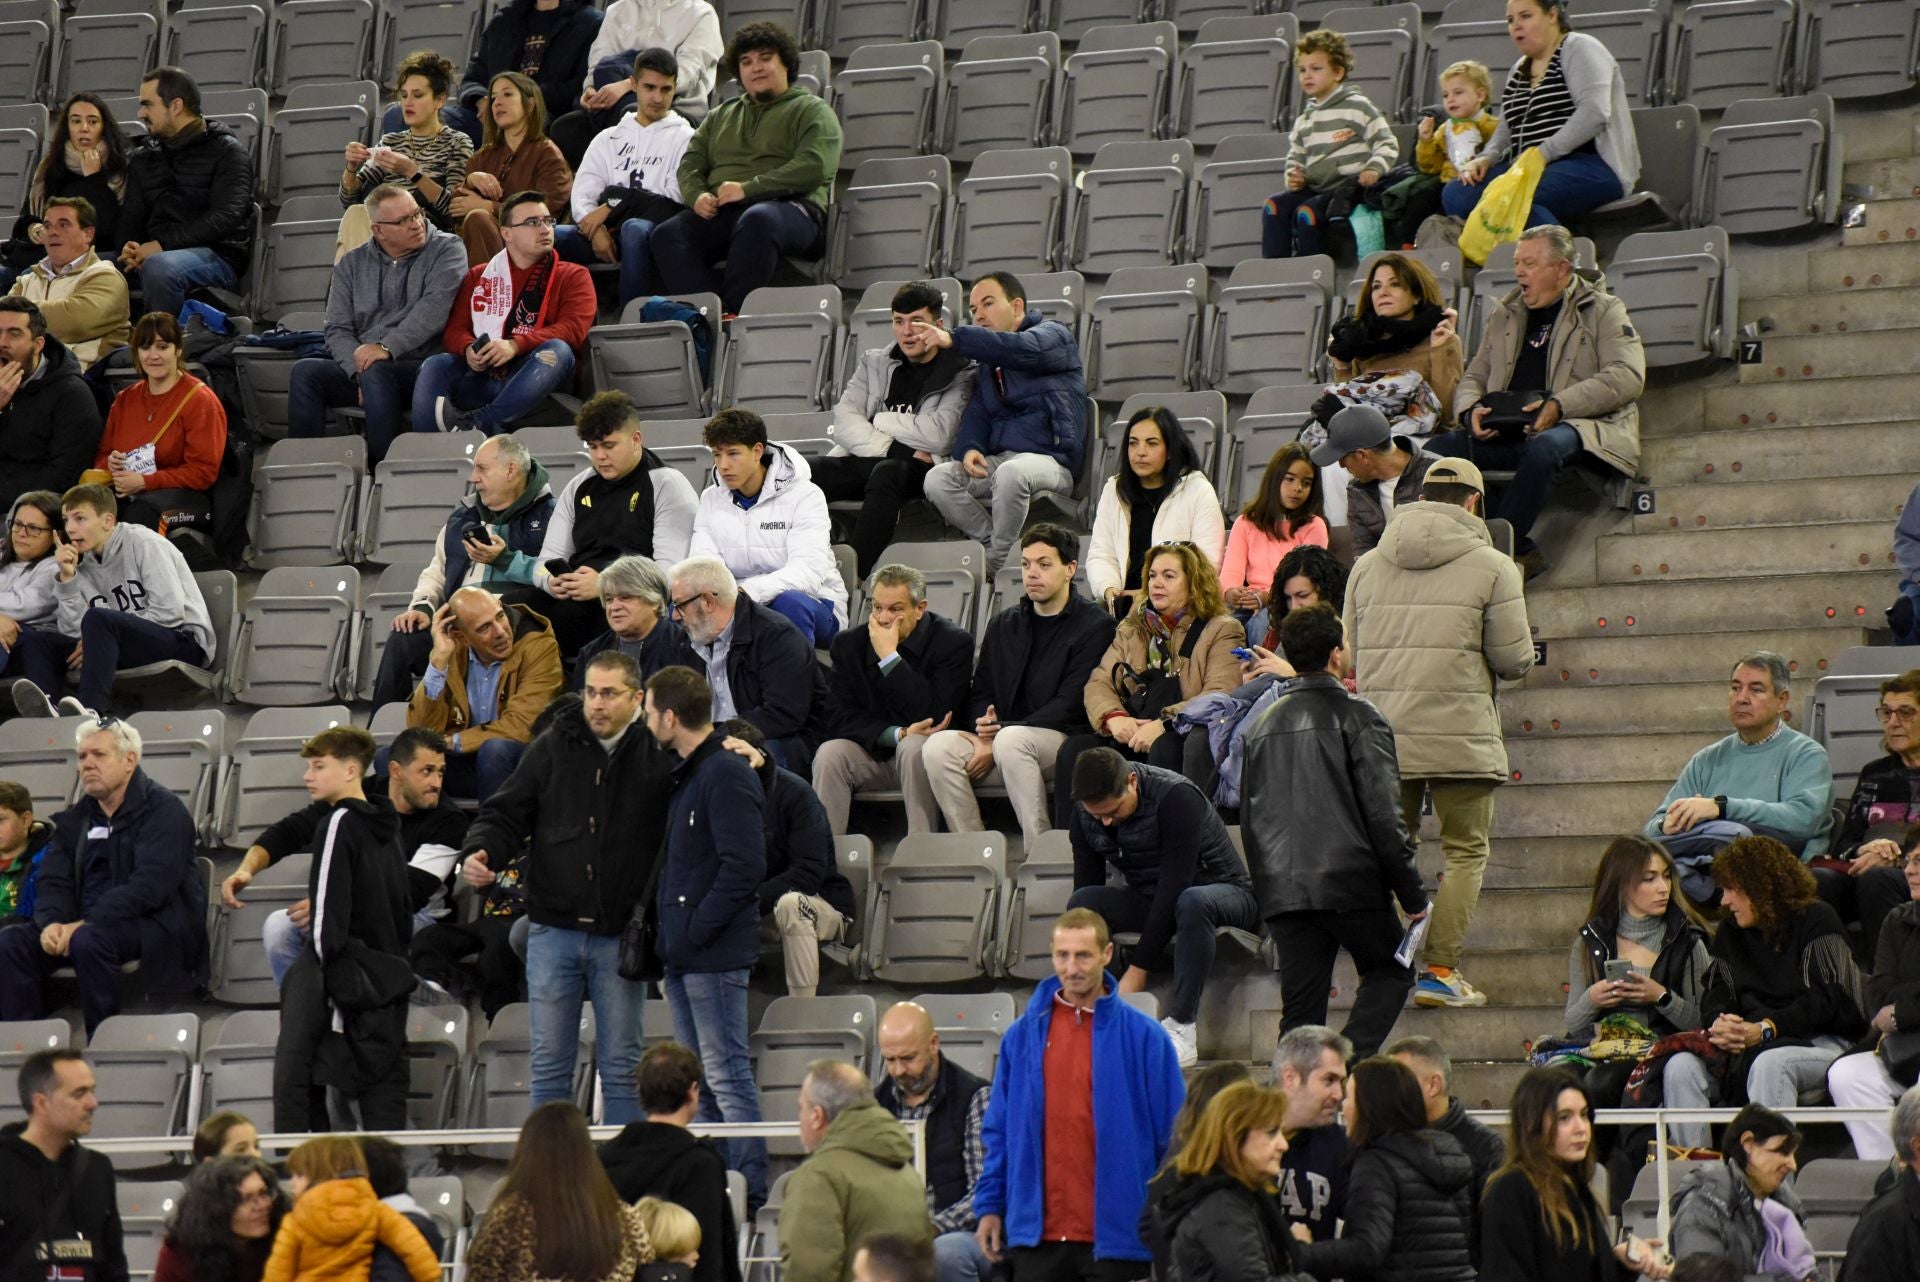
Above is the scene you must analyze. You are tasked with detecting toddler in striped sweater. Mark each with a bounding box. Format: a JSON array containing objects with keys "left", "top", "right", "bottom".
[{"left": 1262, "top": 29, "right": 1399, "bottom": 260}]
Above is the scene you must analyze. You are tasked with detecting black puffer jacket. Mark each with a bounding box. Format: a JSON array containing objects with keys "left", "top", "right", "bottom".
[
  {"left": 118, "top": 118, "right": 255, "bottom": 272},
  {"left": 0, "top": 333, "right": 101, "bottom": 514},
  {"left": 1240, "top": 674, "right": 1427, "bottom": 918},
  {"left": 1840, "top": 1169, "right": 1920, "bottom": 1282},
  {"left": 1289, "top": 1131, "right": 1476, "bottom": 1282},
  {"left": 1155, "top": 1171, "right": 1314, "bottom": 1282}
]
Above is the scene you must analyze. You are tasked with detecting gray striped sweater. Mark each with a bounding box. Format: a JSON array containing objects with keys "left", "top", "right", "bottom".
[{"left": 1285, "top": 83, "right": 1399, "bottom": 190}]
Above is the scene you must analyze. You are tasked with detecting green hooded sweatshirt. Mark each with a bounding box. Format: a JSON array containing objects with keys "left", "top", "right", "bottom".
[
  {"left": 777, "top": 1101, "right": 932, "bottom": 1282},
  {"left": 677, "top": 84, "right": 844, "bottom": 213}
]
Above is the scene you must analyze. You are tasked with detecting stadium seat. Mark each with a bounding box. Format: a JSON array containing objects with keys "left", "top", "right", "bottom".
[
  {"left": 231, "top": 311, "right": 326, "bottom": 440},
  {"left": 1699, "top": 94, "right": 1844, "bottom": 235},
  {"left": 216, "top": 706, "right": 352, "bottom": 850},
  {"left": 1801, "top": 0, "right": 1920, "bottom": 98},
  {"left": 998, "top": 828, "right": 1075, "bottom": 980},
  {"left": 256, "top": 211, "right": 341, "bottom": 320},
  {"left": 1017, "top": 269, "right": 1091, "bottom": 345},
  {"left": 828, "top": 155, "right": 950, "bottom": 291},
  {"left": 88, "top": 1013, "right": 200, "bottom": 1139},
  {"left": 1319, "top": 4, "right": 1422, "bottom": 121},
  {"left": 57, "top": 9, "right": 161, "bottom": 99},
  {"left": 247, "top": 436, "right": 366, "bottom": 568},
  {"left": 1178, "top": 13, "right": 1296, "bottom": 145},
  {"left": 750, "top": 994, "right": 877, "bottom": 1153},
  {"left": 1605, "top": 226, "right": 1739, "bottom": 366},
  {"left": 719, "top": 285, "right": 843, "bottom": 413},
  {"left": 719, "top": 0, "right": 808, "bottom": 45},
  {"left": 1229, "top": 383, "right": 1324, "bottom": 510},
  {"left": 368, "top": 700, "right": 410, "bottom": 748},
  {"left": 1102, "top": 391, "right": 1229, "bottom": 498},
  {"left": 0, "top": 122, "right": 39, "bottom": 227},
  {"left": 0, "top": 12, "right": 53, "bottom": 106},
  {"left": 356, "top": 561, "right": 426, "bottom": 701},
  {"left": 937, "top": 0, "right": 1035, "bottom": 52},
  {"left": 1620, "top": 1159, "right": 1718, "bottom": 1240},
  {"left": 409, "top": 1174, "right": 467, "bottom": 1263},
  {"left": 1056, "top": 0, "right": 1153, "bottom": 43},
  {"left": 1069, "top": 139, "right": 1193, "bottom": 275},
  {"left": 1811, "top": 669, "right": 1897, "bottom": 801},
  {"left": 1120, "top": 991, "right": 1159, "bottom": 1019},
  {"left": 358, "top": 431, "right": 488, "bottom": 565},
  {"left": 108, "top": 568, "right": 233, "bottom": 713},
  {"left": 585, "top": 293, "right": 722, "bottom": 418},
  {"left": 1581, "top": 104, "right": 1702, "bottom": 229},
  {"left": 1086, "top": 263, "right": 1209, "bottom": 399},
  {"left": 117, "top": 1181, "right": 185, "bottom": 1276},
  {"left": 943, "top": 32, "right": 1061, "bottom": 163},
  {"left": 822, "top": 833, "right": 873, "bottom": 977},
  {"left": 910, "top": 990, "right": 1014, "bottom": 1079},
  {"left": 870, "top": 540, "right": 987, "bottom": 636},
  {"left": 126, "top": 710, "right": 228, "bottom": 846},
  {"left": 167, "top": 2, "right": 268, "bottom": 92},
  {"left": 210, "top": 850, "right": 307, "bottom": 1003},
  {"left": 1470, "top": 238, "right": 1598, "bottom": 348},
  {"left": 1164, "top": 0, "right": 1267, "bottom": 35},
  {"left": 203, "top": 86, "right": 270, "bottom": 198},
  {"left": 831, "top": 39, "right": 944, "bottom": 172},
  {"left": 230, "top": 566, "right": 362, "bottom": 706},
  {"left": 947, "top": 146, "right": 1075, "bottom": 279},
  {"left": 836, "top": 277, "right": 963, "bottom": 387},
  {"left": 1577, "top": 0, "right": 1671, "bottom": 108},
  {"left": 407, "top": 1004, "right": 469, "bottom": 1131},
  {"left": 1797, "top": 1158, "right": 1882, "bottom": 1257},
  {"left": 1191, "top": 132, "right": 1290, "bottom": 271},
  {"left": 267, "top": 80, "right": 380, "bottom": 204},
  {"left": 467, "top": 1002, "right": 594, "bottom": 1157},
  {"left": 1206, "top": 255, "right": 1335, "bottom": 396},
  {"left": 514, "top": 424, "right": 591, "bottom": 490},
  {"left": 379, "top": 0, "right": 484, "bottom": 89},
  {"left": 1289, "top": 0, "right": 1353, "bottom": 24},
  {"left": 1058, "top": 21, "right": 1180, "bottom": 157},
  {"left": 271, "top": 0, "right": 377, "bottom": 95},
  {"left": 1425, "top": 0, "right": 1520, "bottom": 101},
  {"left": 867, "top": 831, "right": 1007, "bottom": 983},
  {"left": 0, "top": 716, "right": 86, "bottom": 816},
  {"left": 198, "top": 1009, "right": 280, "bottom": 1123},
  {"left": 817, "top": 0, "right": 921, "bottom": 57},
  {"left": 0, "top": 1019, "right": 71, "bottom": 1127},
  {"left": 1670, "top": 0, "right": 1800, "bottom": 110}
]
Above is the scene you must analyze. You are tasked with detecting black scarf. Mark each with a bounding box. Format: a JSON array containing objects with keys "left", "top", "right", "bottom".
[
  {"left": 509, "top": 252, "right": 554, "bottom": 336},
  {"left": 1327, "top": 302, "right": 1447, "bottom": 363}
]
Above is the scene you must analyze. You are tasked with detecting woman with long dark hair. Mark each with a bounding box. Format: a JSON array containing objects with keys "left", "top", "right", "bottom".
[
  {"left": 1222, "top": 442, "right": 1328, "bottom": 627},
  {"left": 1480, "top": 1068, "right": 1671, "bottom": 1281},
  {"left": 465, "top": 1102, "right": 657, "bottom": 1282},
  {"left": 453, "top": 70, "right": 573, "bottom": 265},
  {"left": 1087, "top": 406, "right": 1225, "bottom": 618},
  {"left": 1154, "top": 1081, "right": 1315, "bottom": 1282},
  {"left": 1, "top": 93, "right": 132, "bottom": 286},
  {"left": 153, "top": 1156, "right": 289, "bottom": 1282}
]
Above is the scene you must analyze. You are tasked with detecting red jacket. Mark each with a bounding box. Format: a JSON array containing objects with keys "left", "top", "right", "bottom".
[
  {"left": 95, "top": 373, "right": 227, "bottom": 493},
  {"left": 441, "top": 253, "right": 595, "bottom": 359}
]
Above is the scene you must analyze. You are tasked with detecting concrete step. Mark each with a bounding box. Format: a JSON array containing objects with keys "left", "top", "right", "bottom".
[
  {"left": 1516, "top": 629, "right": 1867, "bottom": 693},
  {"left": 1843, "top": 153, "right": 1920, "bottom": 198},
  {"left": 1806, "top": 241, "right": 1920, "bottom": 294},
  {"left": 1476, "top": 780, "right": 1672, "bottom": 840},
  {"left": 1844, "top": 197, "right": 1920, "bottom": 248},
  {"left": 1330, "top": 949, "right": 1571, "bottom": 1012},
  {"left": 1736, "top": 329, "right": 1920, "bottom": 383},
  {"left": 1503, "top": 682, "right": 1741, "bottom": 737},
  {"left": 1481, "top": 837, "right": 1614, "bottom": 890},
  {"left": 1642, "top": 421, "right": 1919, "bottom": 485},
  {"left": 1738, "top": 284, "right": 1920, "bottom": 336},
  {"left": 1594, "top": 521, "right": 1897, "bottom": 584},
  {"left": 1450, "top": 1060, "right": 1532, "bottom": 1112},
  {"left": 1523, "top": 573, "right": 1892, "bottom": 641},
  {"left": 1247, "top": 995, "right": 1568, "bottom": 1064},
  {"left": 1630, "top": 474, "right": 1914, "bottom": 533},
  {"left": 1701, "top": 372, "right": 1920, "bottom": 432},
  {"left": 1504, "top": 733, "right": 1704, "bottom": 785}
]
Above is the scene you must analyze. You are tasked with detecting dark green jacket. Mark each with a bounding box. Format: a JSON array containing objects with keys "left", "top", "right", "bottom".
[{"left": 677, "top": 85, "right": 843, "bottom": 213}]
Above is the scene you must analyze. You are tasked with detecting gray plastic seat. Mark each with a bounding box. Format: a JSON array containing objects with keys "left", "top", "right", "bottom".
[
  {"left": 1070, "top": 139, "right": 1192, "bottom": 275},
  {"left": 1425, "top": 0, "right": 1520, "bottom": 101},
  {"left": 1801, "top": 0, "right": 1920, "bottom": 97},
  {"left": 231, "top": 311, "right": 326, "bottom": 440},
  {"left": 1018, "top": 270, "right": 1091, "bottom": 345},
  {"left": 828, "top": 156, "right": 949, "bottom": 291},
  {"left": 586, "top": 292, "right": 721, "bottom": 417},
  {"left": 1104, "top": 391, "right": 1228, "bottom": 497},
  {"left": 1057, "top": 21, "right": 1179, "bottom": 157},
  {"left": 1671, "top": 0, "right": 1800, "bottom": 109},
  {"left": 0, "top": 16, "right": 53, "bottom": 104},
  {"left": 217, "top": 707, "right": 351, "bottom": 850},
  {"left": 718, "top": 0, "right": 807, "bottom": 44},
  {"left": 118, "top": 1181, "right": 185, "bottom": 1276},
  {"left": 909, "top": 990, "right": 1014, "bottom": 1078},
  {"left": 368, "top": 700, "right": 411, "bottom": 747},
  {"left": 467, "top": 1002, "right": 595, "bottom": 1157},
  {"left": 948, "top": 146, "right": 1074, "bottom": 278},
  {"left": 821, "top": 834, "right": 872, "bottom": 975},
  {"left": 0, "top": 717, "right": 83, "bottom": 815},
  {"left": 267, "top": 81, "right": 379, "bottom": 203},
  {"left": 1230, "top": 384, "right": 1323, "bottom": 510},
  {"left": 167, "top": 3, "right": 268, "bottom": 91},
  {"left": 57, "top": 10, "right": 161, "bottom": 98},
  {"left": 1810, "top": 672, "right": 1892, "bottom": 801},
  {"left": 126, "top": 710, "right": 227, "bottom": 845},
  {"left": 199, "top": 1009, "right": 279, "bottom": 1121},
  {"left": 867, "top": 832, "right": 1007, "bottom": 983},
  {"left": 1320, "top": 4, "right": 1421, "bottom": 120},
  {"left": 0, "top": 127, "right": 39, "bottom": 226},
  {"left": 1164, "top": 0, "right": 1265, "bottom": 34},
  {"left": 258, "top": 215, "right": 340, "bottom": 320},
  {"left": 1056, "top": 0, "right": 1151, "bottom": 42},
  {"left": 1700, "top": 94, "right": 1843, "bottom": 235},
  {"left": 514, "top": 424, "right": 591, "bottom": 490},
  {"left": 210, "top": 850, "right": 309, "bottom": 1001},
  {"left": 937, "top": 0, "right": 1035, "bottom": 52},
  {"left": 1606, "top": 227, "right": 1738, "bottom": 366},
  {"left": 407, "top": 1004, "right": 469, "bottom": 1131},
  {"left": 248, "top": 436, "right": 365, "bottom": 567},
  {"left": 831, "top": 39, "right": 943, "bottom": 172},
  {"left": 1087, "top": 263, "right": 1209, "bottom": 399},
  {"left": 1208, "top": 255, "right": 1336, "bottom": 395},
  {"left": 1191, "top": 132, "right": 1290, "bottom": 271},
  {"left": 750, "top": 995, "right": 877, "bottom": 1154},
  {"left": 380, "top": 0, "right": 484, "bottom": 88},
  {"left": 943, "top": 32, "right": 1060, "bottom": 163},
  {"left": 1579, "top": 0, "right": 1671, "bottom": 107},
  {"left": 88, "top": 1013, "right": 200, "bottom": 1139},
  {"left": 869, "top": 540, "right": 986, "bottom": 636},
  {"left": 817, "top": 0, "right": 921, "bottom": 57},
  {"left": 112, "top": 569, "right": 235, "bottom": 704},
  {"left": 1179, "top": 13, "right": 1295, "bottom": 145},
  {"left": 837, "top": 277, "right": 963, "bottom": 388},
  {"left": 1579, "top": 104, "right": 1701, "bottom": 229},
  {"left": 272, "top": 0, "right": 377, "bottom": 94},
  {"left": 999, "top": 828, "right": 1074, "bottom": 980},
  {"left": 0, "top": 1019, "right": 70, "bottom": 1127},
  {"left": 356, "top": 560, "right": 427, "bottom": 701},
  {"left": 720, "top": 285, "right": 843, "bottom": 412},
  {"left": 359, "top": 431, "right": 488, "bottom": 565},
  {"left": 203, "top": 86, "right": 270, "bottom": 197},
  {"left": 230, "top": 566, "right": 361, "bottom": 706}
]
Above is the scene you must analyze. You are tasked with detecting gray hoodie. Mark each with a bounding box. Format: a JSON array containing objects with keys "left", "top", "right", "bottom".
[
  {"left": 324, "top": 227, "right": 468, "bottom": 371},
  {"left": 55, "top": 521, "right": 216, "bottom": 658}
]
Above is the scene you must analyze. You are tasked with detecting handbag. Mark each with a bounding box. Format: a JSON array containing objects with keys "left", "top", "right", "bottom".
[
  {"left": 618, "top": 853, "right": 668, "bottom": 983},
  {"left": 1475, "top": 389, "right": 1550, "bottom": 442},
  {"left": 1878, "top": 1029, "right": 1920, "bottom": 1087},
  {"left": 1113, "top": 620, "right": 1206, "bottom": 722},
  {"left": 1458, "top": 146, "right": 1546, "bottom": 265}
]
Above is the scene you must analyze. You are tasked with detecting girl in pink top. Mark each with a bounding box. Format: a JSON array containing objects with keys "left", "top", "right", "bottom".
[{"left": 1222, "top": 441, "right": 1329, "bottom": 614}]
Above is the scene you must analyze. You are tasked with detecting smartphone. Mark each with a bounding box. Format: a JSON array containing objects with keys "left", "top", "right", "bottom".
[
  {"left": 544, "top": 558, "right": 572, "bottom": 577},
  {"left": 469, "top": 334, "right": 490, "bottom": 353},
  {"left": 1231, "top": 647, "right": 1256, "bottom": 661},
  {"left": 1604, "top": 959, "right": 1634, "bottom": 983}
]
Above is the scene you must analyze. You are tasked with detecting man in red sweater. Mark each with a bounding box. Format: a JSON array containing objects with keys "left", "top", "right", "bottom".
[{"left": 410, "top": 191, "right": 595, "bottom": 435}]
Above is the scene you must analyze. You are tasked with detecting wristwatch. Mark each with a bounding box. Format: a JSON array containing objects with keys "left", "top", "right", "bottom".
[
  {"left": 1712, "top": 794, "right": 1729, "bottom": 820},
  {"left": 1760, "top": 1019, "right": 1778, "bottom": 1042}
]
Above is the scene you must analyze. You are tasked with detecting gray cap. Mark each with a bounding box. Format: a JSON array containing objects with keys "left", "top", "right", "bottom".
[{"left": 1308, "top": 404, "right": 1392, "bottom": 466}]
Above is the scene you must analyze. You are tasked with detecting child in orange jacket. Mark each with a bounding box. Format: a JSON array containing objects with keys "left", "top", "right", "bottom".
[{"left": 263, "top": 1136, "right": 441, "bottom": 1282}]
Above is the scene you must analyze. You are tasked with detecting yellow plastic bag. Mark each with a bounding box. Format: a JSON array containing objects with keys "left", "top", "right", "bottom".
[{"left": 1458, "top": 147, "right": 1546, "bottom": 265}]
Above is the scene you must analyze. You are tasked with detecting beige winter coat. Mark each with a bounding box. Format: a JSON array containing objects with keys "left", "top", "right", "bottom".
[
  {"left": 1084, "top": 611, "right": 1246, "bottom": 729},
  {"left": 1455, "top": 273, "right": 1645, "bottom": 475},
  {"left": 1343, "top": 501, "right": 1534, "bottom": 781}
]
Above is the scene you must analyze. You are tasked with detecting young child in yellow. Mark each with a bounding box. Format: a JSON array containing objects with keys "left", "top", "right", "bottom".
[{"left": 1386, "top": 60, "right": 1500, "bottom": 247}]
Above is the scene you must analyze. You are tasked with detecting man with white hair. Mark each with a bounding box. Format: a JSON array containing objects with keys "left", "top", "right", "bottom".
[
  {"left": 669, "top": 555, "right": 830, "bottom": 770},
  {"left": 573, "top": 554, "right": 697, "bottom": 688},
  {"left": 781, "top": 1060, "right": 931, "bottom": 1282},
  {"left": 1839, "top": 1084, "right": 1920, "bottom": 1278},
  {"left": 0, "top": 717, "right": 207, "bottom": 1032}
]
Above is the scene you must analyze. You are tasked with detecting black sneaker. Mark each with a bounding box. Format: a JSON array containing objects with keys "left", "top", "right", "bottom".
[
  {"left": 10, "top": 680, "right": 55, "bottom": 719},
  {"left": 434, "top": 397, "right": 476, "bottom": 432}
]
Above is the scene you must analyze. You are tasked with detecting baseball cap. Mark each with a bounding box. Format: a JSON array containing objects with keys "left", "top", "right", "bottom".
[
  {"left": 1424, "top": 457, "right": 1485, "bottom": 492},
  {"left": 1308, "top": 405, "right": 1392, "bottom": 467}
]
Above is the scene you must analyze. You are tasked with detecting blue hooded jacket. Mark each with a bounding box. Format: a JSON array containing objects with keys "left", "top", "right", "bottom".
[
  {"left": 948, "top": 312, "right": 1088, "bottom": 476},
  {"left": 974, "top": 973, "right": 1185, "bottom": 1260}
]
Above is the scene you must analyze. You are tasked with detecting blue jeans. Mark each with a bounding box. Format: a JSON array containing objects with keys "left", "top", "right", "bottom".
[
  {"left": 524, "top": 923, "right": 648, "bottom": 1124},
  {"left": 410, "top": 340, "right": 575, "bottom": 434},
  {"left": 935, "top": 1231, "right": 994, "bottom": 1282},
  {"left": 140, "top": 247, "right": 239, "bottom": 321},
  {"left": 385, "top": 102, "right": 483, "bottom": 146},
  {"left": 374, "top": 739, "right": 524, "bottom": 801},
  {"left": 267, "top": 905, "right": 433, "bottom": 989},
  {"left": 1261, "top": 188, "right": 1335, "bottom": 258},
  {"left": 1065, "top": 881, "right": 1263, "bottom": 1024},
  {"left": 767, "top": 590, "right": 839, "bottom": 648},
  {"left": 1440, "top": 150, "right": 1625, "bottom": 229},
  {"left": 1427, "top": 422, "right": 1583, "bottom": 549},
  {"left": 13, "top": 612, "right": 206, "bottom": 713},
  {"left": 287, "top": 356, "right": 424, "bottom": 462},
  {"left": 556, "top": 218, "right": 660, "bottom": 309},
  {"left": 665, "top": 967, "right": 768, "bottom": 1205},
  {"left": 650, "top": 200, "right": 825, "bottom": 313}
]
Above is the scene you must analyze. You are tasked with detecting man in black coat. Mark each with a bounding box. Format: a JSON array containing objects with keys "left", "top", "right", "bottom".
[
  {"left": 1241, "top": 604, "right": 1429, "bottom": 1059},
  {"left": 0, "top": 719, "right": 205, "bottom": 1035},
  {"left": 812, "top": 562, "right": 973, "bottom": 835},
  {"left": 1840, "top": 1084, "right": 1920, "bottom": 1282},
  {"left": 0, "top": 1049, "right": 127, "bottom": 1282},
  {"left": 0, "top": 303, "right": 102, "bottom": 513},
  {"left": 118, "top": 66, "right": 256, "bottom": 319},
  {"left": 458, "top": 0, "right": 603, "bottom": 127}
]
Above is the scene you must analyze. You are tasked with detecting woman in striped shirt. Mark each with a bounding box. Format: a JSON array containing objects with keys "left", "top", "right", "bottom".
[
  {"left": 337, "top": 50, "right": 475, "bottom": 257},
  {"left": 1440, "top": 0, "right": 1640, "bottom": 230}
]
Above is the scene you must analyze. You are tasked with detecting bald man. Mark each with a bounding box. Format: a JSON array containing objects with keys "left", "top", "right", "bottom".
[{"left": 873, "top": 1003, "right": 993, "bottom": 1282}]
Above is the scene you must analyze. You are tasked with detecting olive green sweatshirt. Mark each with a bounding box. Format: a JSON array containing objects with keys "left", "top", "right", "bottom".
[{"left": 677, "top": 84, "right": 844, "bottom": 213}]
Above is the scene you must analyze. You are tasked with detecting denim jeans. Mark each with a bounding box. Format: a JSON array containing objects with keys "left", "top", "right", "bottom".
[
  {"left": 766, "top": 590, "right": 838, "bottom": 647},
  {"left": 556, "top": 219, "right": 661, "bottom": 309},
  {"left": 665, "top": 967, "right": 768, "bottom": 1205},
  {"left": 934, "top": 1231, "right": 994, "bottom": 1282},
  {"left": 1441, "top": 149, "right": 1625, "bottom": 229},
  {"left": 525, "top": 922, "right": 648, "bottom": 1124},
  {"left": 923, "top": 451, "right": 1075, "bottom": 573},
  {"left": 1065, "top": 882, "right": 1262, "bottom": 1024},
  {"left": 1427, "top": 422, "right": 1583, "bottom": 550},
  {"left": 1261, "top": 188, "right": 1336, "bottom": 258},
  {"left": 14, "top": 613, "right": 206, "bottom": 714},
  {"left": 267, "top": 905, "right": 434, "bottom": 989},
  {"left": 410, "top": 340, "right": 576, "bottom": 434},
  {"left": 287, "top": 356, "right": 424, "bottom": 463},
  {"left": 139, "top": 247, "right": 239, "bottom": 321},
  {"left": 649, "top": 200, "right": 825, "bottom": 313},
  {"left": 1663, "top": 1036, "right": 1850, "bottom": 1149}
]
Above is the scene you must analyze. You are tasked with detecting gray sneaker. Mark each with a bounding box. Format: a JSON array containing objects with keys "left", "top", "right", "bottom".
[
  {"left": 56, "top": 697, "right": 95, "bottom": 720},
  {"left": 434, "top": 396, "right": 476, "bottom": 432},
  {"left": 10, "top": 680, "right": 55, "bottom": 719}
]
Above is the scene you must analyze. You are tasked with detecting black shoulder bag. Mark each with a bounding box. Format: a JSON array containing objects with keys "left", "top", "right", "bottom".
[
  {"left": 618, "top": 853, "right": 668, "bottom": 983},
  {"left": 1113, "top": 621, "right": 1206, "bottom": 723}
]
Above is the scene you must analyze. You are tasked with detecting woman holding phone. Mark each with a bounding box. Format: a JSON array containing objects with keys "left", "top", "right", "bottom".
[{"left": 92, "top": 312, "right": 227, "bottom": 531}]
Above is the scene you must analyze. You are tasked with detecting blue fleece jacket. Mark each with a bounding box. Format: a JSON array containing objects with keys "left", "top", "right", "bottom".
[
  {"left": 974, "top": 974, "right": 1184, "bottom": 1261},
  {"left": 948, "top": 312, "right": 1088, "bottom": 476}
]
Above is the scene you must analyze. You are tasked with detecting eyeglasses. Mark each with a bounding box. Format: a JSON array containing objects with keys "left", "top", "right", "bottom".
[
  {"left": 507, "top": 216, "right": 558, "bottom": 230},
  {"left": 9, "top": 520, "right": 51, "bottom": 536},
  {"left": 1875, "top": 705, "right": 1919, "bottom": 724},
  {"left": 373, "top": 209, "right": 427, "bottom": 228},
  {"left": 671, "top": 591, "right": 713, "bottom": 613}
]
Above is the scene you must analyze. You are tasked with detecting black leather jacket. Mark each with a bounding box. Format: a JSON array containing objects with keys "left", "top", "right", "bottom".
[{"left": 1240, "top": 673, "right": 1426, "bottom": 917}]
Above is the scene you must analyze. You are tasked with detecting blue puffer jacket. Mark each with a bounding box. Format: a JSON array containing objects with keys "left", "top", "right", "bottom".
[
  {"left": 948, "top": 313, "right": 1088, "bottom": 476},
  {"left": 656, "top": 733, "right": 767, "bottom": 975},
  {"left": 974, "top": 974, "right": 1185, "bottom": 1261}
]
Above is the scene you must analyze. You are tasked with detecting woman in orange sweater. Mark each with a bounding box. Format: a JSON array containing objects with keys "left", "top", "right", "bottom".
[
  {"left": 263, "top": 1136, "right": 441, "bottom": 1282},
  {"left": 94, "top": 311, "right": 227, "bottom": 531}
]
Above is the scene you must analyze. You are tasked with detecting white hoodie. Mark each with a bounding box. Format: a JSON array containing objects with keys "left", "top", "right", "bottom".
[
  {"left": 572, "top": 109, "right": 696, "bottom": 220},
  {"left": 689, "top": 443, "right": 848, "bottom": 626},
  {"left": 582, "top": 0, "right": 725, "bottom": 105}
]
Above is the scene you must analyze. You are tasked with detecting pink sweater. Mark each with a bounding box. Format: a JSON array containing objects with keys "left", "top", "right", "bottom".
[{"left": 1221, "top": 514, "right": 1330, "bottom": 595}]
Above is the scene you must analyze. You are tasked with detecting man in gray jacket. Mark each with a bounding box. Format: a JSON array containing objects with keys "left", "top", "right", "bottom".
[
  {"left": 286, "top": 183, "right": 467, "bottom": 462},
  {"left": 11, "top": 483, "right": 215, "bottom": 718},
  {"left": 813, "top": 281, "right": 972, "bottom": 579}
]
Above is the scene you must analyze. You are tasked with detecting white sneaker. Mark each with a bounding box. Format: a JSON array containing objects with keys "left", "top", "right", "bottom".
[
  {"left": 10, "top": 680, "right": 54, "bottom": 719},
  {"left": 56, "top": 697, "right": 95, "bottom": 720},
  {"left": 1161, "top": 1016, "right": 1198, "bottom": 1068}
]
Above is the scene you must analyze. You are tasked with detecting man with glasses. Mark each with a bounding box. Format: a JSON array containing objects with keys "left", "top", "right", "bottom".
[
  {"left": 4, "top": 197, "right": 130, "bottom": 370},
  {"left": 413, "top": 191, "right": 595, "bottom": 435},
  {"left": 287, "top": 184, "right": 466, "bottom": 463},
  {"left": 1812, "top": 672, "right": 1920, "bottom": 956},
  {"left": 1645, "top": 651, "right": 1834, "bottom": 904}
]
